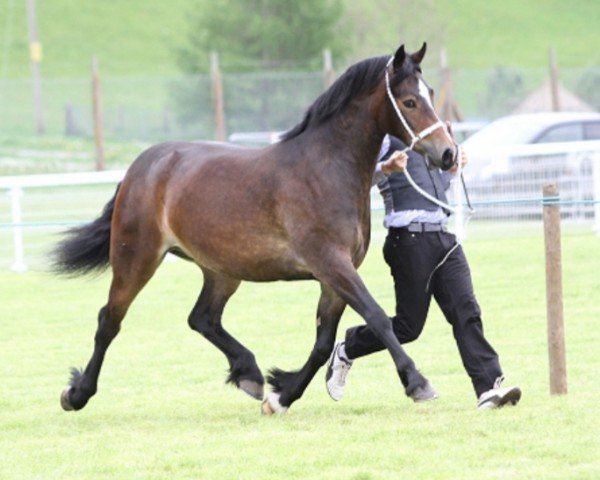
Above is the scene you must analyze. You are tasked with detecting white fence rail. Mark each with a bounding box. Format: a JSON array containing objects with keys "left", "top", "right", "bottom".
[
  {"left": 454, "top": 141, "right": 600, "bottom": 223},
  {"left": 2, "top": 142, "right": 600, "bottom": 272},
  {"left": 1, "top": 171, "right": 125, "bottom": 272}
]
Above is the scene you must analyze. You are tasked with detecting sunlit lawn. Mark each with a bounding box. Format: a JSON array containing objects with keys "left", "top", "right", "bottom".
[{"left": 1, "top": 226, "right": 599, "bottom": 479}]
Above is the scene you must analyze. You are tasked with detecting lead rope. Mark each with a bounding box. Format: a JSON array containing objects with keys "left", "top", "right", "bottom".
[
  {"left": 421, "top": 147, "right": 476, "bottom": 293},
  {"left": 384, "top": 55, "right": 475, "bottom": 292}
]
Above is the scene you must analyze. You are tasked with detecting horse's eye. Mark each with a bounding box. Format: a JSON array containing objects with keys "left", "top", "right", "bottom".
[{"left": 403, "top": 99, "right": 416, "bottom": 109}]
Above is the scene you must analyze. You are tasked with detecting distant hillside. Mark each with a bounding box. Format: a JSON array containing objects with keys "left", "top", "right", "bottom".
[{"left": 0, "top": 0, "right": 598, "bottom": 78}]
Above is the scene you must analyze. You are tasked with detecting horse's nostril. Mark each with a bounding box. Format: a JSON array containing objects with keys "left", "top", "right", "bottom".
[{"left": 441, "top": 148, "right": 454, "bottom": 170}]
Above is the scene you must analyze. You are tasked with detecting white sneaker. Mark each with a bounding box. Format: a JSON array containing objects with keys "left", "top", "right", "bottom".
[
  {"left": 477, "top": 376, "right": 521, "bottom": 410},
  {"left": 325, "top": 342, "right": 353, "bottom": 401}
]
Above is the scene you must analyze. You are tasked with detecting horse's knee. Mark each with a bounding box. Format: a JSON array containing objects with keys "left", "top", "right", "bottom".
[{"left": 188, "top": 311, "right": 219, "bottom": 339}]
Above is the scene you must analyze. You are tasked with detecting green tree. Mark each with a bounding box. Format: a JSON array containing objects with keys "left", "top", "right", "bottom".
[
  {"left": 172, "top": 0, "right": 344, "bottom": 136},
  {"left": 178, "top": 0, "right": 344, "bottom": 72}
]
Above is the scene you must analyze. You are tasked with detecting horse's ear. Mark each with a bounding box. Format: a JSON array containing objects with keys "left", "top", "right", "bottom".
[
  {"left": 392, "top": 45, "right": 406, "bottom": 71},
  {"left": 410, "top": 42, "right": 427, "bottom": 65}
]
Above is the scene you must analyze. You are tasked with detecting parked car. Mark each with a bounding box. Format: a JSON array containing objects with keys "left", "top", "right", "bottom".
[
  {"left": 458, "top": 112, "right": 600, "bottom": 219},
  {"left": 461, "top": 111, "right": 600, "bottom": 182}
]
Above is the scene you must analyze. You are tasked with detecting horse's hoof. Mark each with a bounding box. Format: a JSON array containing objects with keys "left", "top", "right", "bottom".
[
  {"left": 60, "top": 388, "right": 74, "bottom": 411},
  {"left": 239, "top": 379, "right": 264, "bottom": 400},
  {"left": 410, "top": 380, "right": 439, "bottom": 403},
  {"left": 260, "top": 393, "right": 288, "bottom": 415}
]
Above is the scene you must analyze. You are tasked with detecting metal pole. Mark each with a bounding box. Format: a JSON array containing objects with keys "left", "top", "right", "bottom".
[
  {"left": 26, "top": 0, "right": 44, "bottom": 134},
  {"left": 542, "top": 183, "right": 567, "bottom": 395},
  {"left": 9, "top": 187, "right": 27, "bottom": 273}
]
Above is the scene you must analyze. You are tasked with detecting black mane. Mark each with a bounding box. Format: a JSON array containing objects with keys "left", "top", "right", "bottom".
[{"left": 281, "top": 56, "right": 390, "bottom": 141}]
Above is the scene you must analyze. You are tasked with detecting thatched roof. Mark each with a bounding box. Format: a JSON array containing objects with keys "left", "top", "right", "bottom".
[{"left": 512, "top": 81, "right": 595, "bottom": 114}]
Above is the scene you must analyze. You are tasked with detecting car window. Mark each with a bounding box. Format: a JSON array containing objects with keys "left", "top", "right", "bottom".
[
  {"left": 583, "top": 122, "right": 600, "bottom": 140},
  {"left": 534, "top": 123, "right": 583, "bottom": 143}
]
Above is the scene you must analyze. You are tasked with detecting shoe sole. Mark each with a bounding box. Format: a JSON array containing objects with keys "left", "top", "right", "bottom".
[
  {"left": 478, "top": 386, "right": 522, "bottom": 410},
  {"left": 499, "top": 386, "right": 522, "bottom": 407}
]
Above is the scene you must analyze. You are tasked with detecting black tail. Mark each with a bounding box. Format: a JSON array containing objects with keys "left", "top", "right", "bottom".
[{"left": 52, "top": 184, "right": 120, "bottom": 276}]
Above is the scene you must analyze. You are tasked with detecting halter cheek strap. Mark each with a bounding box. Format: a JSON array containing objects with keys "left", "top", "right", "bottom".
[
  {"left": 384, "top": 56, "right": 446, "bottom": 152},
  {"left": 384, "top": 55, "right": 474, "bottom": 219}
]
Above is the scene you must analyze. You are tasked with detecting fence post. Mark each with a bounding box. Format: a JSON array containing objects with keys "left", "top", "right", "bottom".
[
  {"left": 542, "top": 183, "right": 567, "bottom": 395},
  {"left": 8, "top": 187, "right": 27, "bottom": 273},
  {"left": 593, "top": 152, "right": 600, "bottom": 237},
  {"left": 91, "top": 56, "right": 105, "bottom": 171},
  {"left": 549, "top": 48, "right": 561, "bottom": 112},
  {"left": 210, "top": 51, "right": 226, "bottom": 141},
  {"left": 436, "top": 47, "right": 463, "bottom": 122},
  {"left": 26, "top": 0, "right": 45, "bottom": 135}
]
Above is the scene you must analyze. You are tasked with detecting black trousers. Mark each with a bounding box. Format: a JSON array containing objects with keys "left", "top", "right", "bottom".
[{"left": 344, "top": 227, "right": 502, "bottom": 397}]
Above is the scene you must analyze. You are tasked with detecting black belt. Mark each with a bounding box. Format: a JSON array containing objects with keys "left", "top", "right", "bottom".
[{"left": 393, "top": 222, "right": 447, "bottom": 233}]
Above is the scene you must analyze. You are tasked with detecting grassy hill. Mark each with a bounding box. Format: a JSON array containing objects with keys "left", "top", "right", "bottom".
[{"left": 0, "top": 0, "right": 598, "bottom": 78}]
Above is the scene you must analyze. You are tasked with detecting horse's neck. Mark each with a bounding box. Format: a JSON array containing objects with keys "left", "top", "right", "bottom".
[{"left": 322, "top": 116, "right": 385, "bottom": 189}]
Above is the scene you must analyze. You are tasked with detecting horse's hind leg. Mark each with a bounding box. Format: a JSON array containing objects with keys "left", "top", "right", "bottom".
[
  {"left": 61, "top": 232, "right": 164, "bottom": 411},
  {"left": 263, "top": 283, "right": 346, "bottom": 414},
  {"left": 188, "top": 269, "right": 264, "bottom": 400}
]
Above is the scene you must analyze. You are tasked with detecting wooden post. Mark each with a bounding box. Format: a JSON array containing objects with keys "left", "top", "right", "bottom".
[
  {"left": 91, "top": 56, "right": 105, "bottom": 171},
  {"left": 542, "top": 183, "right": 567, "bottom": 395},
  {"left": 210, "top": 51, "right": 226, "bottom": 141},
  {"left": 65, "top": 103, "right": 76, "bottom": 136},
  {"left": 323, "top": 49, "right": 335, "bottom": 89},
  {"left": 436, "top": 47, "right": 463, "bottom": 123},
  {"left": 549, "top": 48, "right": 561, "bottom": 112},
  {"left": 26, "top": 0, "right": 45, "bottom": 134}
]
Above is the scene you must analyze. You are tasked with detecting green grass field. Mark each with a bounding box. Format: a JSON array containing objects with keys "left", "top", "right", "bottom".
[
  {"left": 0, "top": 0, "right": 598, "bottom": 78},
  {"left": 1, "top": 224, "right": 599, "bottom": 479}
]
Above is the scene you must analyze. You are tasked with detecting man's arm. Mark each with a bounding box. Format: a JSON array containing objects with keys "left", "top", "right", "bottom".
[{"left": 382, "top": 151, "right": 408, "bottom": 175}]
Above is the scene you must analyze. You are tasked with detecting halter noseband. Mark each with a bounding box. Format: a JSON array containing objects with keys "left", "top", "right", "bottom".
[
  {"left": 383, "top": 55, "right": 473, "bottom": 217},
  {"left": 384, "top": 56, "right": 446, "bottom": 153}
]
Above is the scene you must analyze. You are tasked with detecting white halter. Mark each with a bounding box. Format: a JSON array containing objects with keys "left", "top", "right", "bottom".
[
  {"left": 384, "top": 55, "right": 446, "bottom": 153},
  {"left": 383, "top": 55, "right": 473, "bottom": 220}
]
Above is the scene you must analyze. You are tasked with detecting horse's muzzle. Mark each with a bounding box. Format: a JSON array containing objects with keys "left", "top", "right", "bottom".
[{"left": 440, "top": 148, "right": 455, "bottom": 171}]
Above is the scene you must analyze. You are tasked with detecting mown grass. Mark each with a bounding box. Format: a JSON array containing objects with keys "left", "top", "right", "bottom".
[{"left": 1, "top": 224, "right": 599, "bottom": 479}]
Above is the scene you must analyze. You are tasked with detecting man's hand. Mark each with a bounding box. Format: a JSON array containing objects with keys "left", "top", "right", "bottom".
[
  {"left": 381, "top": 151, "right": 408, "bottom": 176},
  {"left": 445, "top": 121, "right": 468, "bottom": 174},
  {"left": 448, "top": 147, "right": 468, "bottom": 174}
]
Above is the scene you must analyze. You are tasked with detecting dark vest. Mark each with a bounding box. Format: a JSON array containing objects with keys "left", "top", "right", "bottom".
[{"left": 377, "top": 137, "right": 451, "bottom": 214}]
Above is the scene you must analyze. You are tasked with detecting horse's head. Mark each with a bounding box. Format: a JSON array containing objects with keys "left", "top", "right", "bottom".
[{"left": 382, "top": 43, "right": 457, "bottom": 170}]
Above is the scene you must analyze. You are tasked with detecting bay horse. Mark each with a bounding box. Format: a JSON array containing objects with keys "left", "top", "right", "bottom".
[{"left": 54, "top": 43, "right": 457, "bottom": 415}]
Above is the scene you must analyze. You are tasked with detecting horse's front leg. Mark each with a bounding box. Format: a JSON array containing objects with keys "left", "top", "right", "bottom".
[
  {"left": 262, "top": 283, "right": 346, "bottom": 414},
  {"left": 313, "top": 254, "right": 434, "bottom": 401}
]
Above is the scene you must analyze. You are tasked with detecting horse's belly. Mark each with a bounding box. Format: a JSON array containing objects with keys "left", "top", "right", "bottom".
[
  {"left": 171, "top": 230, "right": 314, "bottom": 282},
  {"left": 202, "top": 253, "right": 315, "bottom": 282}
]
